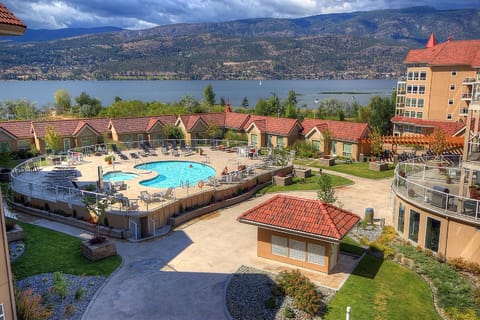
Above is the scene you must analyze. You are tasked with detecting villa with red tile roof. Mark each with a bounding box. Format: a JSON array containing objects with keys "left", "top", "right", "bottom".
[
  {"left": 0, "top": 120, "right": 35, "bottom": 152},
  {"left": 244, "top": 115, "right": 303, "bottom": 148},
  {"left": 238, "top": 194, "right": 360, "bottom": 273},
  {"left": 301, "top": 118, "right": 371, "bottom": 161},
  {"left": 109, "top": 115, "right": 176, "bottom": 143},
  {"left": 393, "top": 34, "right": 480, "bottom": 135}
]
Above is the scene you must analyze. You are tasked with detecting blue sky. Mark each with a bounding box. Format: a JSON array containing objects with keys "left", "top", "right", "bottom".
[{"left": 5, "top": 0, "right": 480, "bottom": 30}]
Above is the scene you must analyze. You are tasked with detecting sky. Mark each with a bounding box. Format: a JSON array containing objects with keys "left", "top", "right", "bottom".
[{"left": 4, "top": 0, "right": 480, "bottom": 30}]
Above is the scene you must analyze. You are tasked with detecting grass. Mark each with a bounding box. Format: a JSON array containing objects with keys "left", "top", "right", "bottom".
[
  {"left": 294, "top": 159, "right": 395, "bottom": 179},
  {"left": 12, "top": 221, "right": 122, "bottom": 279},
  {"left": 324, "top": 254, "right": 441, "bottom": 320},
  {"left": 395, "top": 244, "right": 480, "bottom": 318},
  {"left": 340, "top": 236, "right": 365, "bottom": 256},
  {"left": 257, "top": 173, "right": 352, "bottom": 194}
]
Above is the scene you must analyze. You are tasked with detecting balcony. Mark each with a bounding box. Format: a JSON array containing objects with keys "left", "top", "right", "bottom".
[
  {"left": 462, "top": 93, "right": 473, "bottom": 101},
  {"left": 392, "top": 156, "right": 480, "bottom": 224},
  {"left": 463, "top": 77, "right": 477, "bottom": 85},
  {"left": 466, "top": 141, "right": 480, "bottom": 165}
]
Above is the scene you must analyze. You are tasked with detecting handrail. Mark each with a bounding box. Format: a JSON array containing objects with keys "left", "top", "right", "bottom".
[{"left": 392, "top": 155, "right": 480, "bottom": 223}]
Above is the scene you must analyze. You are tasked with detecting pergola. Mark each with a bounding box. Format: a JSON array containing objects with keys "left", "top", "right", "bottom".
[{"left": 361, "top": 135, "right": 464, "bottom": 153}]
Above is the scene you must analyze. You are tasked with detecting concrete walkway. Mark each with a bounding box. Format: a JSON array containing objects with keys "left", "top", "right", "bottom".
[{"left": 9, "top": 171, "right": 393, "bottom": 320}]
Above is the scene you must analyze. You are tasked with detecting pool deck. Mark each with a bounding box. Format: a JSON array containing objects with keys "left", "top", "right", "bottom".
[{"left": 15, "top": 147, "right": 270, "bottom": 212}]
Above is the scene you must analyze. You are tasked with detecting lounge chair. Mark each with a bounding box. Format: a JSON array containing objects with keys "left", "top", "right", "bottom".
[
  {"left": 140, "top": 190, "right": 160, "bottom": 204},
  {"left": 139, "top": 150, "right": 149, "bottom": 157},
  {"left": 207, "top": 176, "right": 218, "bottom": 187},
  {"left": 162, "top": 147, "right": 169, "bottom": 156},
  {"left": 172, "top": 149, "right": 180, "bottom": 157},
  {"left": 154, "top": 187, "right": 175, "bottom": 200},
  {"left": 130, "top": 152, "right": 139, "bottom": 159}
]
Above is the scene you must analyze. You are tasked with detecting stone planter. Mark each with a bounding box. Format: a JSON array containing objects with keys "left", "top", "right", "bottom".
[
  {"left": 369, "top": 161, "right": 388, "bottom": 171},
  {"left": 319, "top": 158, "right": 335, "bottom": 167},
  {"left": 295, "top": 168, "right": 311, "bottom": 179},
  {"left": 274, "top": 175, "right": 293, "bottom": 186},
  {"left": 7, "top": 224, "right": 24, "bottom": 243},
  {"left": 81, "top": 238, "right": 117, "bottom": 261}
]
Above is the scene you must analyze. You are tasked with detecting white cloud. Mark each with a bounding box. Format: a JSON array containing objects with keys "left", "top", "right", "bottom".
[{"left": 4, "top": 0, "right": 480, "bottom": 30}]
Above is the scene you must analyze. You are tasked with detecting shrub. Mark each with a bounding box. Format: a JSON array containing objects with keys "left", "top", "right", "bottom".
[
  {"left": 445, "top": 307, "right": 479, "bottom": 320},
  {"left": 5, "top": 218, "right": 16, "bottom": 231},
  {"left": 64, "top": 304, "right": 76, "bottom": 317},
  {"left": 53, "top": 272, "right": 69, "bottom": 300},
  {"left": 276, "top": 269, "right": 324, "bottom": 316},
  {"left": 75, "top": 287, "right": 86, "bottom": 300},
  {"left": 283, "top": 306, "right": 295, "bottom": 319},
  {"left": 264, "top": 296, "right": 277, "bottom": 309},
  {"left": 89, "top": 236, "right": 106, "bottom": 245},
  {"left": 270, "top": 285, "right": 284, "bottom": 296},
  {"left": 15, "top": 287, "right": 53, "bottom": 320}
]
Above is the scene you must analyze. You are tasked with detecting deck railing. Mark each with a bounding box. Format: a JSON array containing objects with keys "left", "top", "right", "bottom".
[{"left": 392, "top": 155, "right": 480, "bottom": 223}]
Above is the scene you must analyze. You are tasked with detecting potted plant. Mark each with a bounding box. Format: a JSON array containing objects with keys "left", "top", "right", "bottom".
[{"left": 104, "top": 155, "right": 115, "bottom": 164}]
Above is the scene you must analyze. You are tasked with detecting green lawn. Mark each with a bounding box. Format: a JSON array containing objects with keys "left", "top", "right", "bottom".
[
  {"left": 340, "top": 236, "right": 366, "bottom": 256},
  {"left": 12, "top": 221, "right": 122, "bottom": 279},
  {"left": 324, "top": 254, "right": 441, "bottom": 320},
  {"left": 294, "top": 160, "right": 395, "bottom": 179},
  {"left": 258, "top": 173, "right": 352, "bottom": 194}
]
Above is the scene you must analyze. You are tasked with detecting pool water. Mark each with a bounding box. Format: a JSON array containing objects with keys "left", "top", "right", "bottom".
[
  {"left": 103, "top": 171, "right": 139, "bottom": 182},
  {"left": 136, "top": 161, "right": 216, "bottom": 188}
]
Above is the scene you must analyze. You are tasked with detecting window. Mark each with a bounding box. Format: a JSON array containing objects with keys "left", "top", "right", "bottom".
[
  {"left": 407, "top": 85, "right": 412, "bottom": 94},
  {"left": 407, "top": 72, "right": 413, "bottom": 80},
  {"left": 0, "top": 303, "right": 4, "bottom": 320},
  {"left": 81, "top": 137, "right": 93, "bottom": 147},
  {"left": 451, "top": 70, "right": 457, "bottom": 76},
  {"left": 137, "top": 134, "right": 144, "bottom": 142},
  {"left": 251, "top": 134, "right": 258, "bottom": 146},
  {"left": 342, "top": 143, "right": 352, "bottom": 157},
  {"left": 0, "top": 141, "right": 11, "bottom": 152},
  {"left": 450, "top": 84, "right": 456, "bottom": 91},
  {"left": 267, "top": 135, "right": 273, "bottom": 147},
  {"left": 415, "top": 126, "right": 422, "bottom": 133},
  {"left": 411, "top": 111, "right": 416, "bottom": 118},
  {"left": 412, "top": 85, "right": 418, "bottom": 94},
  {"left": 411, "top": 98, "right": 417, "bottom": 107},
  {"left": 448, "top": 99, "right": 454, "bottom": 105},
  {"left": 63, "top": 138, "right": 71, "bottom": 151},
  {"left": 397, "top": 203, "right": 405, "bottom": 233},
  {"left": 416, "top": 112, "right": 423, "bottom": 119},
  {"left": 17, "top": 139, "right": 30, "bottom": 151},
  {"left": 122, "top": 134, "right": 132, "bottom": 142},
  {"left": 425, "top": 218, "right": 441, "bottom": 252},
  {"left": 289, "top": 239, "right": 306, "bottom": 261},
  {"left": 271, "top": 235, "right": 287, "bottom": 257},
  {"left": 331, "top": 141, "right": 337, "bottom": 156},
  {"left": 417, "top": 99, "right": 424, "bottom": 108},
  {"left": 420, "top": 71, "right": 427, "bottom": 80},
  {"left": 413, "top": 71, "right": 419, "bottom": 80},
  {"left": 277, "top": 136, "right": 284, "bottom": 148},
  {"left": 307, "top": 243, "right": 325, "bottom": 266},
  {"left": 312, "top": 140, "right": 320, "bottom": 151},
  {"left": 405, "top": 111, "right": 410, "bottom": 117},
  {"left": 419, "top": 85, "right": 425, "bottom": 94},
  {"left": 409, "top": 210, "right": 420, "bottom": 242},
  {"left": 446, "top": 114, "right": 452, "bottom": 120},
  {"left": 405, "top": 98, "right": 411, "bottom": 107}
]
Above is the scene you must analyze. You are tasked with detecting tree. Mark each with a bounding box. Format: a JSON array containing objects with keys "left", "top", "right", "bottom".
[
  {"left": 431, "top": 127, "right": 448, "bottom": 158},
  {"left": 205, "top": 122, "right": 222, "bottom": 139},
  {"left": 285, "top": 103, "right": 297, "bottom": 119},
  {"left": 54, "top": 89, "right": 71, "bottom": 114},
  {"left": 322, "top": 129, "right": 332, "bottom": 155},
  {"left": 317, "top": 174, "right": 337, "bottom": 204},
  {"left": 286, "top": 90, "right": 297, "bottom": 108},
  {"left": 162, "top": 124, "right": 184, "bottom": 139},
  {"left": 44, "top": 125, "right": 63, "bottom": 153},
  {"left": 219, "top": 97, "right": 226, "bottom": 107},
  {"left": 368, "top": 96, "right": 395, "bottom": 135},
  {"left": 370, "top": 126, "right": 383, "bottom": 158},
  {"left": 74, "top": 92, "right": 102, "bottom": 116},
  {"left": 255, "top": 98, "right": 268, "bottom": 115},
  {"left": 241, "top": 97, "right": 249, "bottom": 108},
  {"left": 203, "top": 84, "right": 216, "bottom": 106}
]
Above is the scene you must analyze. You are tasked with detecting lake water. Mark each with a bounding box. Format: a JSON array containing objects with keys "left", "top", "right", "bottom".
[{"left": 0, "top": 79, "right": 397, "bottom": 108}]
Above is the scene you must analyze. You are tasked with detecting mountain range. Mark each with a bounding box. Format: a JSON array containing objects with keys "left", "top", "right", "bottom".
[{"left": 0, "top": 6, "right": 479, "bottom": 81}]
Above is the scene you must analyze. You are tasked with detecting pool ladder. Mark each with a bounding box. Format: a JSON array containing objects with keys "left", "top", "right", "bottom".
[{"left": 179, "top": 180, "right": 190, "bottom": 189}]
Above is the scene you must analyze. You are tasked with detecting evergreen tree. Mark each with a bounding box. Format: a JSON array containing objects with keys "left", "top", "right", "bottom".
[
  {"left": 241, "top": 97, "right": 249, "bottom": 108},
  {"left": 203, "top": 84, "right": 216, "bottom": 106},
  {"left": 317, "top": 174, "right": 337, "bottom": 204},
  {"left": 54, "top": 89, "right": 71, "bottom": 114},
  {"left": 219, "top": 97, "right": 226, "bottom": 107}
]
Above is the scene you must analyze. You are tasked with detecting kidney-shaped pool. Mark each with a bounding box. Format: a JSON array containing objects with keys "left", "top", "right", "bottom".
[{"left": 136, "top": 161, "right": 216, "bottom": 188}]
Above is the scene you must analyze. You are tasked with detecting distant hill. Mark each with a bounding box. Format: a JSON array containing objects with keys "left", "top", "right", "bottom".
[
  {"left": 1, "top": 26, "right": 124, "bottom": 42},
  {"left": 0, "top": 7, "right": 479, "bottom": 80}
]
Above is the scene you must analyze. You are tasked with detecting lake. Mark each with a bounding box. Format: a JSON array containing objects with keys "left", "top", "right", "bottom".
[{"left": 0, "top": 79, "right": 397, "bottom": 108}]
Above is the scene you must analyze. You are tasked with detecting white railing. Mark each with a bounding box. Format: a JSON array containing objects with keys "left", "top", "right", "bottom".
[{"left": 392, "top": 156, "right": 480, "bottom": 222}]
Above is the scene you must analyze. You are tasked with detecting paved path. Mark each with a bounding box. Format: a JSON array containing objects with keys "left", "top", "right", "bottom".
[{"left": 9, "top": 171, "right": 393, "bottom": 320}]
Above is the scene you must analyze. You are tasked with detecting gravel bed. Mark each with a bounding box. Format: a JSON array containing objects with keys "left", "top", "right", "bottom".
[
  {"left": 226, "top": 265, "right": 336, "bottom": 320},
  {"left": 16, "top": 273, "right": 106, "bottom": 320}
]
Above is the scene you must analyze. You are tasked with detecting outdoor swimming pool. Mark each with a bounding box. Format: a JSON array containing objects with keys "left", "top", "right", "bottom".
[
  {"left": 103, "top": 171, "right": 139, "bottom": 182},
  {"left": 136, "top": 161, "right": 216, "bottom": 188}
]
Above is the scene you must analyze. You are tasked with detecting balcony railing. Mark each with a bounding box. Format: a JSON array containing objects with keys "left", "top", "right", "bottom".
[
  {"left": 466, "top": 141, "right": 480, "bottom": 164},
  {"left": 462, "top": 93, "right": 473, "bottom": 100},
  {"left": 392, "top": 156, "right": 480, "bottom": 223},
  {"left": 463, "top": 77, "right": 477, "bottom": 84}
]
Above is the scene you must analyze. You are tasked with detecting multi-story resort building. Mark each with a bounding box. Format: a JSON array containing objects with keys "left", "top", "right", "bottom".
[
  {"left": 0, "top": 3, "right": 26, "bottom": 320},
  {"left": 393, "top": 33, "right": 480, "bottom": 136},
  {"left": 391, "top": 34, "right": 480, "bottom": 264}
]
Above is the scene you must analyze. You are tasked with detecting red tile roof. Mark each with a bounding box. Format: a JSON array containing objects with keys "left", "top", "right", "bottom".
[
  {"left": 109, "top": 115, "right": 176, "bottom": 134},
  {"left": 301, "top": 119, "right": 370, "bottom": 142},
  {"left": 0, "top": 3, "right": 26, "bottom": 35},
  {"left": 225, "top": 112, "right": 250, "bottom": 130},
  {"left": 405, "top": 38, "right": 480, "bottom": 67},
  {"left": 32, "top": 119, "right": 82, "bottom": 138},
  {"left": 238, "top": 195, "right": 360, "bottom": 241},
  {"left": 245, "top": 115, "right": 303, "bottom": 136},
  {"left": 0, "top": 120, "right": 33, "bottom": 138},
  {"left": 391, "top": 116, "right": 465, "bottom": 136}
]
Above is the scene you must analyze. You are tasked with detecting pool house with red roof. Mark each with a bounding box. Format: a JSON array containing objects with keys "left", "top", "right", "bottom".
[{"left": 238, "top": 195, "right": 360, "bottom": 273}]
